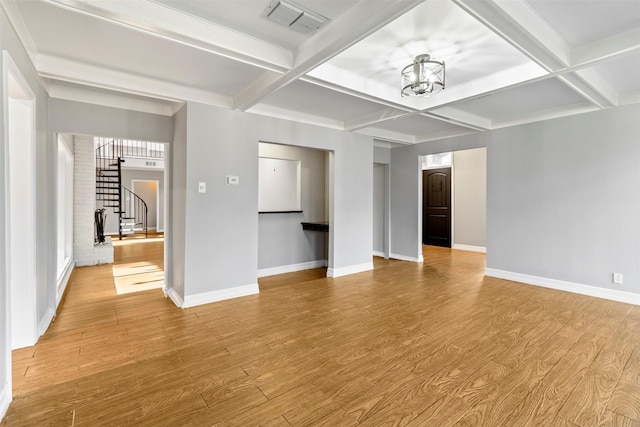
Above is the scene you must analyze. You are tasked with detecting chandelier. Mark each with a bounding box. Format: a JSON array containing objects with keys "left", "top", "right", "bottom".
[{"left": 401, "top": 54, "right": 445, "bottom": 97}]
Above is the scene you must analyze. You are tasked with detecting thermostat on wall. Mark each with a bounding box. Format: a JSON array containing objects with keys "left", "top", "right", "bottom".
[{"left": 226, "top": 175, "right": 239, "bottom": 185}]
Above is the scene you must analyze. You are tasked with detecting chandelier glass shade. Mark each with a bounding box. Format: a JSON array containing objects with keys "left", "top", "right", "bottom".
[{"left": 401, "top": 54, "right": 445, "bottom": 97}]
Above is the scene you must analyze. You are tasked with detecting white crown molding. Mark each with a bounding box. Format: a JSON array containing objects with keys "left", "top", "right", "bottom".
[
  {"left": 485, "top": 268, "right": 640, "bottom": 306},
  {"left": 0, "top": 0, "right": 39, "bottom": 64}
]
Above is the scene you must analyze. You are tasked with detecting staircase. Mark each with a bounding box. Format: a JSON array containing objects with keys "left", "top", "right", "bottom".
[{"left": 96, "top": 140, "right": 148, "bottom": 240}]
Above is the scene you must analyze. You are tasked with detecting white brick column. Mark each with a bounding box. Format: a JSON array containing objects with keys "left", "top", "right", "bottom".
[{"left": 73, "top": 136, "right": 112, "bottom": 266}]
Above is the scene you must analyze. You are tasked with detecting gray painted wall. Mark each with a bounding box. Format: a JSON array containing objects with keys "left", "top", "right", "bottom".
[
  {"left": 390, "top": 104, "right": 640, "bottom": 294},
  {"left": 168, "top": 102, "right": 373, "bottom": 299},
  {"left": 48, "top": 98, "right": 173, "bottom": 143},
  {"left": 258, "top": 143, "right": 327, "bottom": 270},
  {"left": 453, "top": 148, "right": 486, "bottom": 248},
  {"left": 374, "top": 145, "right": 391, "bottom": 164}
]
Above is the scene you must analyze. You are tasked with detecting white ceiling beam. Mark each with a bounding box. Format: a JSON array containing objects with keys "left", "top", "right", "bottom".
[
  {"left": 452, "top": 0, "right": 569, "bottom": 72},
  {"left": 233, "top": 0, "right": 425, "bottom": 111},
  {"left": 557, "top": 73, "right": 613, "bottom": 109},
  {"left": 414, "top": 128, "right": 479, "bottom": 144},
  {"left": 344, "top": 108, "right": 417, "bottom": 132},
  {"left": 354, "top": 127, "right": 416, "bottom": 145},
  {"left": 423, "top": 108, "right": 492, "bottom": 131},
  {"left": 44, "top": 0, "right": 292, "bottom": 72},
  {"left": 246, "top": 104, "right": 344, "bottom": 130},
  {"left": 37, "top": 54, "right": 233, "bottom": 109},
  {"left": 572, "top": 28, "right": 640, "bottom": 67},
  {"left": 572, "top": 68, "right": 618, "bottom": 106},
  {"left": 618, "top": 89, "right": 640, "bottom": 107},
  {"left": 492, "top": 101, "right": 599, "bottom": 129},
  {"left": 47, "top": 81, "right": 180, "bottom": 116}
]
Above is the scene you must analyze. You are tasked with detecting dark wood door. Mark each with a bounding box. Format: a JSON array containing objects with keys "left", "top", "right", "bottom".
[{"left": 423, "top": 168, "right": 451, "bottom": 247}]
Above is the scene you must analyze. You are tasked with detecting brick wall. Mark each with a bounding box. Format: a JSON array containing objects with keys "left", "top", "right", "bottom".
[{"left": 73, "top": 136, "right": 112, "bottom": 265}]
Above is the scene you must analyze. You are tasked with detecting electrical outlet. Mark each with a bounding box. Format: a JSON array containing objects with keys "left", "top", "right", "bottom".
[{"left": 613, "top": 273, "right": 623, "bottom": 284}]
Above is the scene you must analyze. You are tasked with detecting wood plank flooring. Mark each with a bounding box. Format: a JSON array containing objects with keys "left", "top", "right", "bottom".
[{"left": 3, "top": 243, "right": 639, "bottom": 426}]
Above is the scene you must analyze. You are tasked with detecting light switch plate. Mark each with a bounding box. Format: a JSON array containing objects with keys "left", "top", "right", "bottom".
[{"left": 198, "top": 182, "right": 206, "bottom": 193}]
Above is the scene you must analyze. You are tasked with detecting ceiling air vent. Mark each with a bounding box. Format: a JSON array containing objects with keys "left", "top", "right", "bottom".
[{"left": 261, "top": 0, "right": 329, "bottom": 34}]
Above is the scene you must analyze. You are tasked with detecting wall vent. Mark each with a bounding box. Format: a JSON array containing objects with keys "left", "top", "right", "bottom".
[{"left": 261, "top": 0, "right": 329, "bottom": 34}]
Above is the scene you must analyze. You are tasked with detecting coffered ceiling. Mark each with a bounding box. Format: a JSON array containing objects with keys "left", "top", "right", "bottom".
[{"left": 3, "top": 0, "right": 639, "bottom": 145}]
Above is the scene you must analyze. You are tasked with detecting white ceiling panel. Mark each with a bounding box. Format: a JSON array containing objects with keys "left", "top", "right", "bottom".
[
  {"left": 151, "top": 0, "right": 358, "bottom": 50},
  {"left": 438, "top": 78, "right": 589, "bottom": 122},
  {"left": 323, "top": 0, "right": 531, "bottom": 94},
  {"left": 17, "top": 1, "right": 268, "bottom": 96},
  {"left": 586, "top": 52, "right": 640, "bottom": 95},
  {"left": 256, "top": 80, "right": 398, "bottom": 122},
  {"left": 526, "top": 0, "right": 640, "bottom": 47}
]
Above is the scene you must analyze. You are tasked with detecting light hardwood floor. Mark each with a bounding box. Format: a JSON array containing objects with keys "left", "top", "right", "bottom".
[{"left": 2, "top": 243, "right": 639, "bottom": 426}]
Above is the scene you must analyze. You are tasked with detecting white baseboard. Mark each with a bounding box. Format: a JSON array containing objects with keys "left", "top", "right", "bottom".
[
  {"left": 56, "top": 260, "right": 75, "bottom": 308},
  {"left": 327, "top": 262, "right": 374, "bottom": 278},
  {"left": 258, "top": 260, "right": 327, "bottom": 278},
  {"left": 372, "top": 251, "right": 386, "bottom": 258},
  {"left": 485, "top": 268, "right": 640, "bottom": 306},
  {"left": 182, "top": 283, "right": 259, "bottom": 308},
  {"left": 0, "top": 383, "right": 11, "bottom": 423},
  {"left": 166, "top": 287, "right": 184, "bottom": 308},
  {"left": 390, "top": 253, "right": 424, "bottom": 263},
  {"left": 453, "top": 244, "right": 487, "bottom": 253},
  {"left": 38, "top": 308, "right": 55, "bottom": 337}
]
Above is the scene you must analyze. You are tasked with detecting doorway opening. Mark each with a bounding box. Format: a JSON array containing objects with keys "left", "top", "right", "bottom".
[
  {"left": 420, "top": 148, "right": 487, "bottom": 254},
  {"left": 256, "top": 142, "right": 333, "bottom": 282}
]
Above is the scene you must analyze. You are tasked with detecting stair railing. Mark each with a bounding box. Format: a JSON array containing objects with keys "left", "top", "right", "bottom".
[
  {"left": 122, "top": 186, "right": 148, "bottom": 239},
  {"left": 95, "top": 139, "right": 148, "bottom": 239}
]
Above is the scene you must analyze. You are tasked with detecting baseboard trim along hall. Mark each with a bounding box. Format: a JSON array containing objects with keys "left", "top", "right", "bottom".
[
  {"left": 452, "top": 244, "right": 487, "bottom": 253},
  {"left": 485, "top": 268, "right": 640, "bottom": 306},
  {"left": 166, "top": 287, "right": 184, "bottom": 308},
  {"left": 327, "top": 262, "right": 374, "bottom": 278},
  {"left": 0, "top": 383, "right": 11, "bottom": 422},
  {"left": 182, "top": 283, "right": 260, "bottom": 308},
  {"left": 372, "top": 251, "right": 386, "bottom": 258},
  {"left": 258, "top": 260, "right": 327, "bottom": 278},
  {"left": 38, "top": 309, "right": 55, "bottom": 337},
  {"left": 390, "top": 253, "right": 424, "bottom": 263}
]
